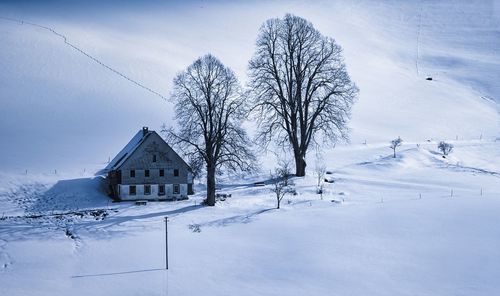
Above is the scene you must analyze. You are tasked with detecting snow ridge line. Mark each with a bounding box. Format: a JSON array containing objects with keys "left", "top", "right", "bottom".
[{"left": 0, "top": 16, "right": 168, "bottom": 101}]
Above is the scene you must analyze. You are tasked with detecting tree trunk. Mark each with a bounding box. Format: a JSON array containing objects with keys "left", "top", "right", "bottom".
[
  {"left": 393, "top": 148, "right": 396, "bottom": 158},
  {"left": 294, "top": 153, "right": 307, "bottom": 176},
  {"left": 206, "top": 163, "right": 216, "bottom": 206}
]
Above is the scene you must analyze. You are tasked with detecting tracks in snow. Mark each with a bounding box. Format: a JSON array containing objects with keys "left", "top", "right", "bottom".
[
  {"left": 0, "top": 16, "right": 168, "bottom": 101},
  {"left": 0, "top": 239, "right": 12, "bottom": 270},
  {"left": 415, "top": 0, "right": 423, "bottom": 76}
]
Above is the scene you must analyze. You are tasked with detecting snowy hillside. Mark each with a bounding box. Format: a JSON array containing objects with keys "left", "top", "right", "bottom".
[
  {"left": 1, "top": 140, "right": 500, "bottom": 295},
  {"left": 0, "top": 0, "right": 499, "bottom": 172},
  {"left": 0, "top": 1, "right": 499, "bottom": 295}
]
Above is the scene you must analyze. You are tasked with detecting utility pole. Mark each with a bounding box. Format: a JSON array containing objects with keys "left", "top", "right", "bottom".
[{"left": 165, "top": 216, "right": 169, "bottom": 270}]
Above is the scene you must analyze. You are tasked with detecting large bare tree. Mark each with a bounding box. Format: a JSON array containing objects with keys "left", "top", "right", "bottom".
[
  {"left": 166, "top": 54, "right": 255, "bottom": 206},
  {"left": 249, "top": 14, "right": 358, "bottom": 176}
]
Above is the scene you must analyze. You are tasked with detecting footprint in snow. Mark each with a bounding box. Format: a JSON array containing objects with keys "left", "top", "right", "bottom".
[{"left": 0, "top": 239, "right": 13, "bottom": 270}]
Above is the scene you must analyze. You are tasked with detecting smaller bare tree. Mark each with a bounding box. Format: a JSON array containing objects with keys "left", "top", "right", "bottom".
[
  {"left": 390, "top": 137, "right": 403, "bottom": 158},
  {"left": 270, "top": 161, "right": 294, "bottom": 209},
  {"left": 314, "top": 157, "right": 327, "bottom": 197},
  {"left": 166, "top": 54, "right": 256, "bottom": 206},
  {"left": 438, "top": 141, "right": 454, "bottom": 156}
]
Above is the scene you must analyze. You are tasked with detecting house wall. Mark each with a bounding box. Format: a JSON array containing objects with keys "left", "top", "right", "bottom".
[
  {"left": 118, "top": 132, "right": 193, "bottom": 186},
  {"left": 118, "top": 183, "right": 188, "bottom": 200},
  {"left": 107, "top": 131, "right": 194, "bottom": 201}
]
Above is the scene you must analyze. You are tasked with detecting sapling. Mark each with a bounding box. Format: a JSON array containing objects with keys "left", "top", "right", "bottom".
[
  {"left": 390, "top": 137, "right": 403, "bottom": 158},
  {"left": 314, "top": 157, "right": 327, "bottom": 198},
  {"left": 270, "top": 161, "right": 294, "bottom": 209}
]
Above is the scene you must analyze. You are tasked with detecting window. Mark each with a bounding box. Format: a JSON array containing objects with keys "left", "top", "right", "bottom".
[
  {"left": 130, "top": 170, "right": 135, "bottom": 178},
  {"left": 145, "top": 169, "right": 150, "bottom": 177},
  {"left": 174, "top": 169, "right": 179, "bottom": 177},
  {"left": 159, "top": 184, "right": 165, "bottom": 195},
  {"left": 144, "top": 185, "right": 151, "bottom": 195},
  {"left": 153, "top": 155, "right": 157, "bottom": 162},
  {"left": 159, "top": 169, "right": 164, "bottom": 177},
  {"left": 129, "top": 185, "right": 136, "bottom": 195},
  {"left": 173, "top": 184, "right": 180, "bottom": 194}
]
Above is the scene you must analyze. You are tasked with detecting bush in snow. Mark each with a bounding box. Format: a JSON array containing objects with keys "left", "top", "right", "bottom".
[
  {"left": 438, "top": 141, "right": 454, "bottom": 156},
  {"left": 189, "top": 224, "right": 201, "bottom": 233},
  {"left": 389, "top": 137, "right": 403, "bottom": 158}
]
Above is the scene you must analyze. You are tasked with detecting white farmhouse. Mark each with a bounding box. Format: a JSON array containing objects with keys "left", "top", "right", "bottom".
[{"left": 105, "top": 127, "right": 193, "bottom": 201}]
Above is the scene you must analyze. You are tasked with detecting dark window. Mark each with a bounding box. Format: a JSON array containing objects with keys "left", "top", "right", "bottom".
[
  {"left": 129, "top": 185, "right": 136, "bottom": 195},
  {"left": 145, "top": 169, "right": 150, "bottom": 177},
  {"left": 159, "top": 169, "right": 164, "bottom": 177},
  {"left": 173, "top": 184, "right": 180, "bottom": 194},
  {"left": 144, "top": 185, "right": 151, "bottom": 195},
  {"left": 159, "top": 184, "right": 165, "bottom": 195},
  {"left": 130, "top": 170, "right": 135, "bottom": 178},
  {"left": 153, "top": 155, "right": 157, "bottom": 162},
  {"left": 174, "top": 169, "right": 179, "bottom": 177}
]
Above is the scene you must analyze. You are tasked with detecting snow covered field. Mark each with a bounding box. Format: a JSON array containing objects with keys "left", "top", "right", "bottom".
[
  {"left": 1, "top": 140, "right": 499, "bottom": 295},
  {"left": 0, "top": 1, "right": 499, "bottom": 295}
]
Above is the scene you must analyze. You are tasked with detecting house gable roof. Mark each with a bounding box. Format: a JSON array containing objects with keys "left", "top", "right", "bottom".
[
  {"left": 104, "top": 128, "right": 191, "bottom": 172},
  {"left": 104, "top": 130, "right": 150, "bottom": 171}
]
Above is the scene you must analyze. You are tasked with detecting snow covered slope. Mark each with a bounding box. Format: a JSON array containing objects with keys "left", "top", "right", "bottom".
[
  {"left": 1, "top": 140, "right": 499, "bottom": 296},
  {"left": 0, "top": 1, "right": 499, "bottom": 295},
  {"left": 0, "top": 0, "right": 499, "bottom": 172}
]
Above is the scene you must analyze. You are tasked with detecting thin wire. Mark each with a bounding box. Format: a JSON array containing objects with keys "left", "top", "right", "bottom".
[{"left": 0, "top": 16, "right": 168, "bottom": 101}]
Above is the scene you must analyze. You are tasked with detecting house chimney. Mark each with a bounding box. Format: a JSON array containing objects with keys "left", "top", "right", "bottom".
[{"left": 142, "top": 126, "right": 149, "bottom": 136}]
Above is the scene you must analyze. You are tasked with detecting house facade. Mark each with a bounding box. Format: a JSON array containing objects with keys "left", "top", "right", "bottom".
[{"left": 105, "top": 127, "right": 194, "bottom": 201}]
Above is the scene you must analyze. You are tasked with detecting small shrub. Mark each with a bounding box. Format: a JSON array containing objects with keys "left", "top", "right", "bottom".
[
  {"left": 438, "top": 141, "right": 454, "bottom": 156},
  {"left": 188, "top": 224, "right": 201, "bottom": 233}
]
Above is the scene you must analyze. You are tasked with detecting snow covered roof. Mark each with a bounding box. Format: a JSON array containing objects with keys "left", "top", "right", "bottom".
[{"left": 104, "top": 128, "right": 152, "bottom": 172}]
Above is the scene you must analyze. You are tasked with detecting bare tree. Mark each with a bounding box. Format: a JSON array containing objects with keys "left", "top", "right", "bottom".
[
  {"left": 314, "top": 156, "right": 327, "bottom": 197},
  {"left": 248, "top": 14, "right": 358, "bottom": 176},
  {"left": 166, "top": 54, "right": 256, "bottom": 206},
  {"left": 438, "top": 141, "right": 454, "bottom": 156},
  {"left": 270, "top": 160, "right": 294, "bottom": 209},
  {"left": 390, "top": 137, "right": 403, "bottom": 158}
]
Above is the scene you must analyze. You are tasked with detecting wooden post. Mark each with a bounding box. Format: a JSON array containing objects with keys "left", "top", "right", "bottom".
[{"left": 165, "top": 216, "right": 169, "bottom": 270}]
